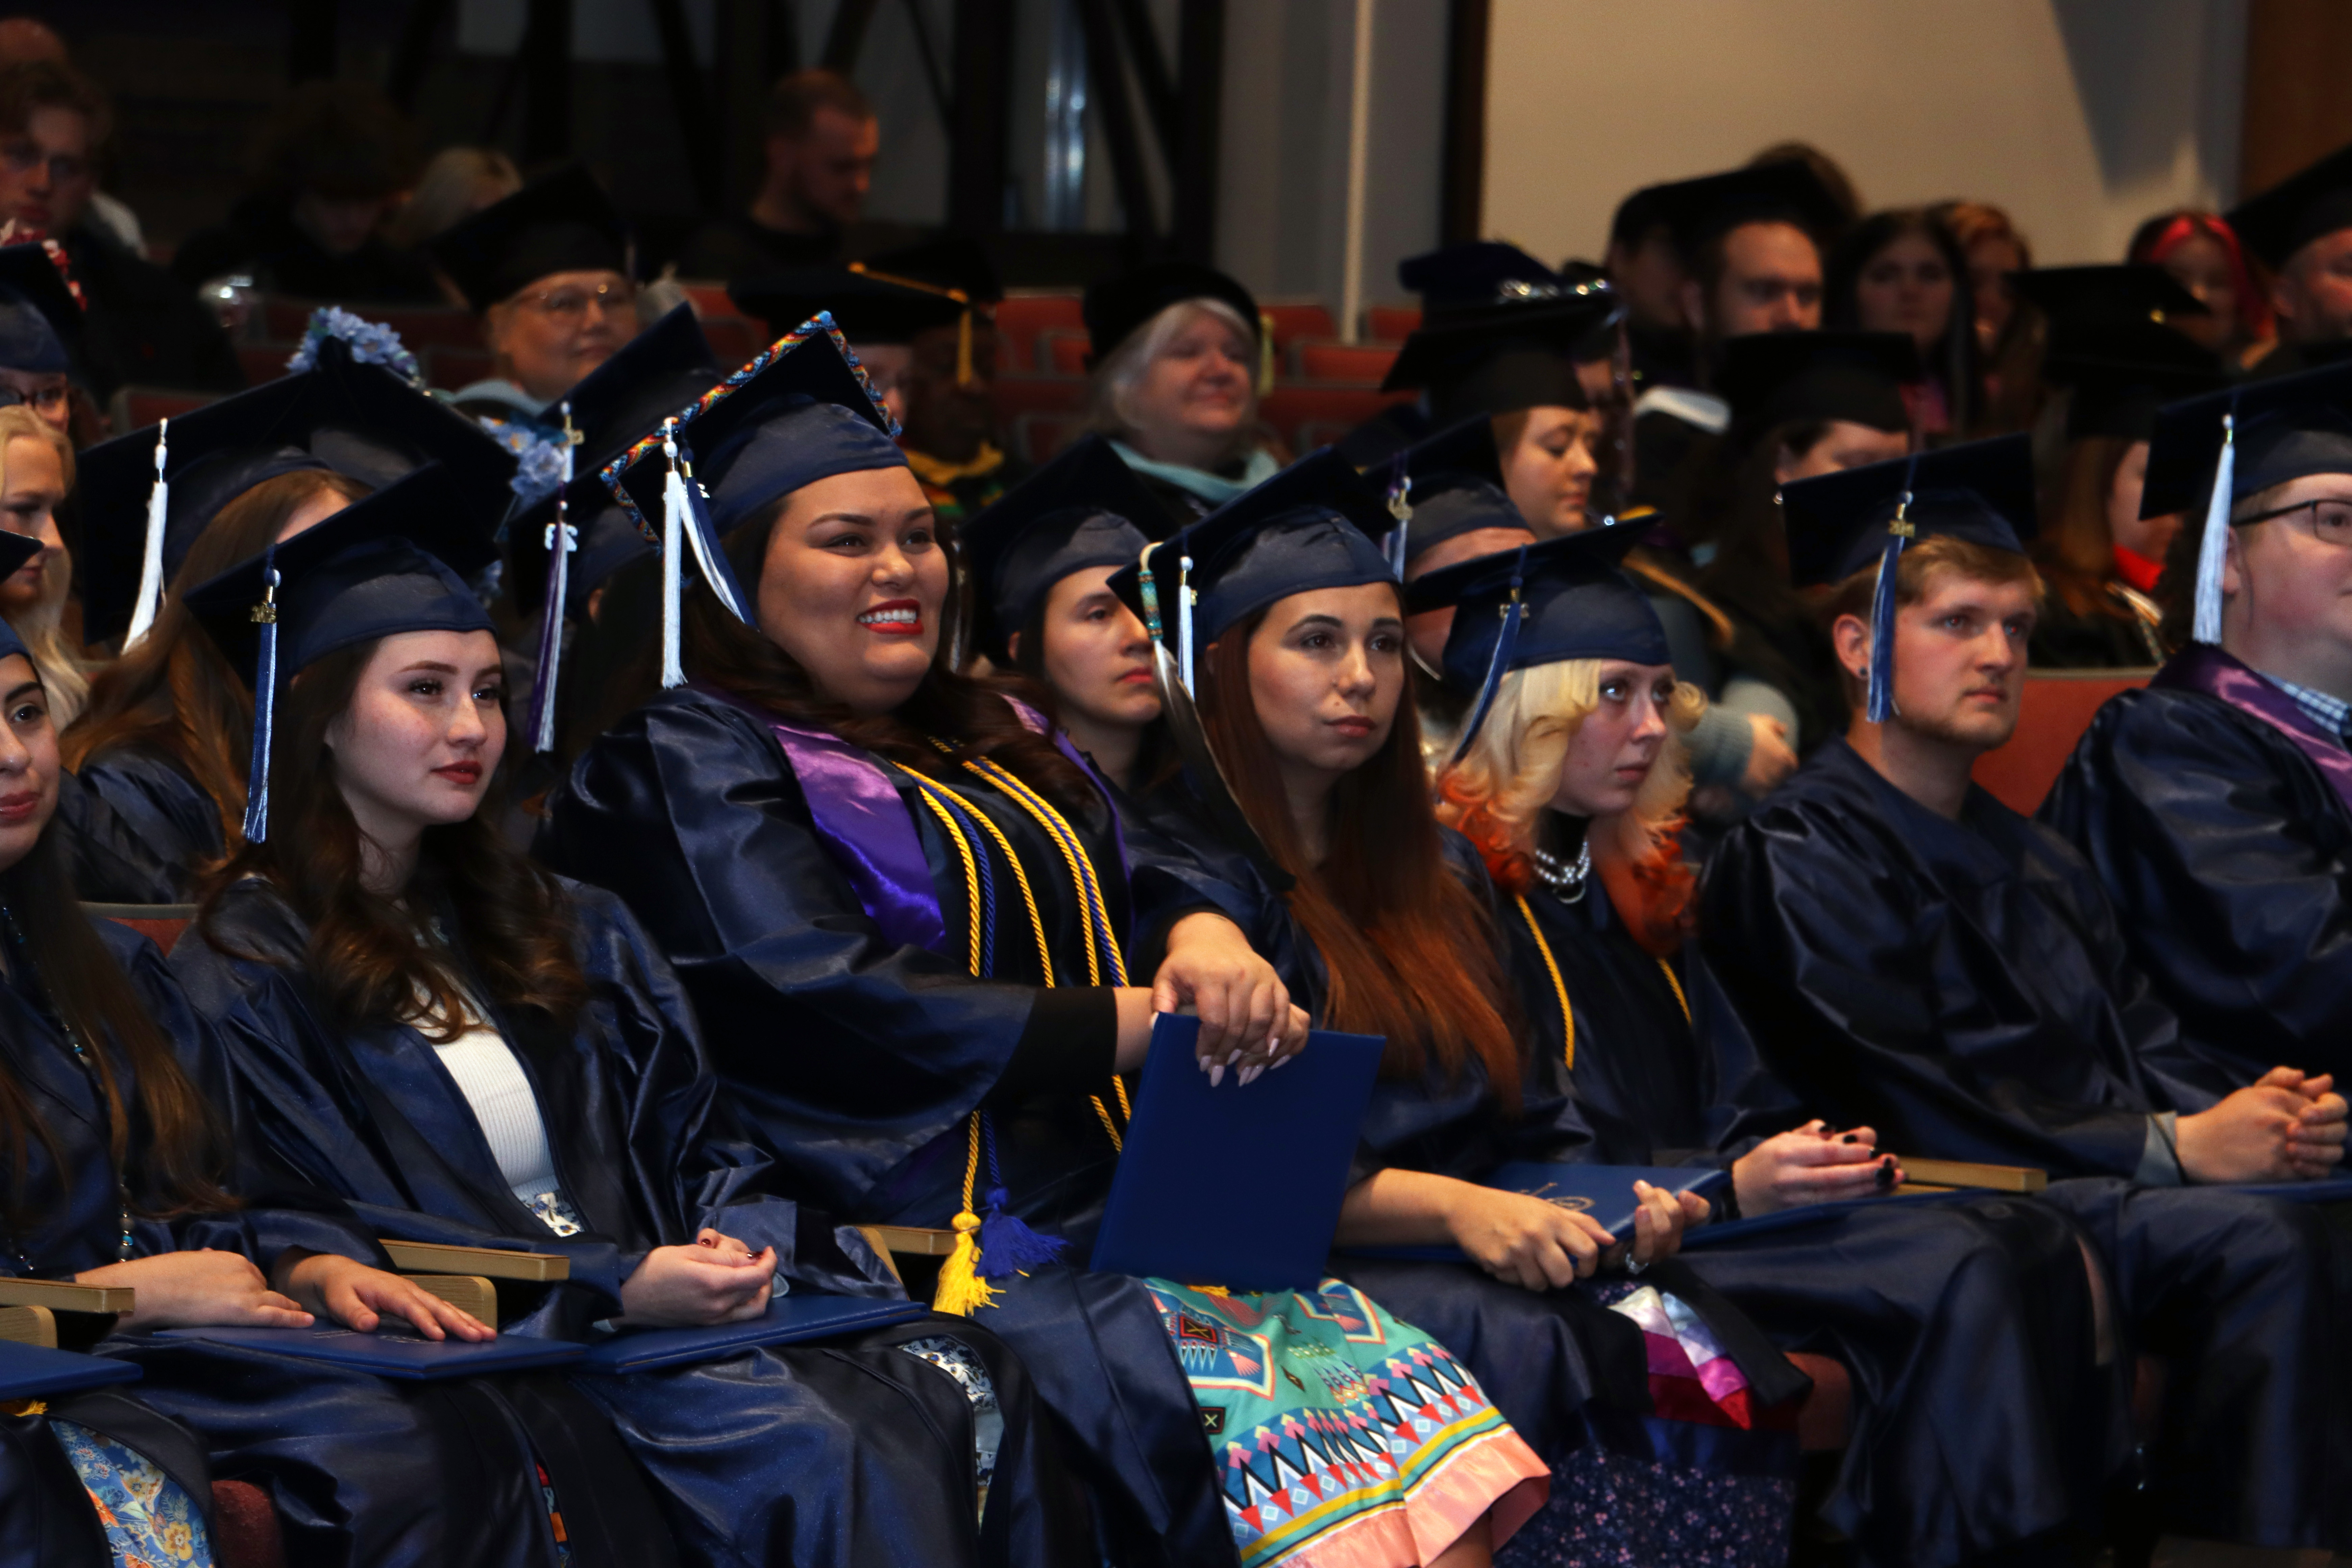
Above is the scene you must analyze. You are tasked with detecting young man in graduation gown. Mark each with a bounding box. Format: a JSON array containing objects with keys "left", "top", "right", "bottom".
[
  {"left": 2044, "top": 360, "right": 2352, "bottom": 1091},
  {"left": 2219, "top": 140, "right": 2352, "bottom": 374},
  {"left": 1696, "top": 435, "right": 2352, "bottom": 1555}
]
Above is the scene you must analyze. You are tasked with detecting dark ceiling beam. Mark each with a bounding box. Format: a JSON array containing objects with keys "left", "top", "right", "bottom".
[
  {"left": 898, "top": 0, "right": 954, "bottom": 132},
  {"left": 1440, "top": 0, "right": 1490, "bottom": 244},
  {"left": 1169, "top": 0, "right": 1222, "bottom": 263},
  {"left": 1107, "top": 0, "right": 1178, "bottom": 159},
  {"left": 647, "top": 0, "right": 724, "bottom": 214},
  {"left": 522, "top": 0, "right": 574, "bottom": 164},
  {"left": 946, "top": 0, "right": 1015, "bottom": 232},
  {"left": 388, "top": 0, "right": 455, "bottom": 109},
  {"left": 1072, "top": 0, "right": 1158, "bottom": 246},
  {"left": 820, "top": 0, "right": 879, "bottom": 73}
]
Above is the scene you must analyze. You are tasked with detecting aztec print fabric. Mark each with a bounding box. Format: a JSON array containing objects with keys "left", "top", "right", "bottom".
[
  {"left": 50, "top": 1418, "right": 213, "bottom": 1567},
  {"left": 1146, "top": 1278, "right": 1549, "bottom": 1568}
]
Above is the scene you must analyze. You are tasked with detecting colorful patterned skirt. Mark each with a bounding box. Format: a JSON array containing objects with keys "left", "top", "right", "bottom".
[
  {"left": 1146, "top": 1278, "right": 1550, "bottom": 1568},
  {"left": 49, "top": 1417, "right": 214, "bottom": 1567}
]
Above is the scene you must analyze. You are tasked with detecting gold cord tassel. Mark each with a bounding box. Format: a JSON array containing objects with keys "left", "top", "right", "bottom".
[{"left": 931, "top": 1114, "right": 997, "bottom": 1315}]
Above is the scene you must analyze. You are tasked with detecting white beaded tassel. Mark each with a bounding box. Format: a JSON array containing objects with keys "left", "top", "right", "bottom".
[
  {"left": 660, "top": 420, "right": 688, "bottom": 689},
  {"left": 2191, "top": 412, "right": 2235, "bottom": 646},
  {"left": 124, "top": 418, "right": 170, "bottom": 648}
]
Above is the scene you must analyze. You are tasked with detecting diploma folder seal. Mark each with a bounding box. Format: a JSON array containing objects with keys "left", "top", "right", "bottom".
[
  {"left": 1344, "top": 1163, "right": 1733, "bottom": 1263},
  {"left": 160, "top": 1324, "right": 586, "bottom": 1380},
  {"left": 1089, "top": 1013, "right": 1385, "bottom": 1292},
  {"left": 573, "top": 1295, "right": 930, "bottom": 1375},
  {"left": 0, "top": 1339, "right": 141, "bottom": 1400}
]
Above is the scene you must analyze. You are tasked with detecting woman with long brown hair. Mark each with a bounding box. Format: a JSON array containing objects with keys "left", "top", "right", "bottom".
[
  {"left": 1122, "top": 454, "right": 1816, "bottom": 1565},
  {"left": 540, "top": 333, "right": 1561, "bottom": 1568},
  {"left": 172, "top": 465, "right": 1089, "bottom": 1568},
  {"left": 1417, "top": 531, "right": 2113, "bottom": 1567}
]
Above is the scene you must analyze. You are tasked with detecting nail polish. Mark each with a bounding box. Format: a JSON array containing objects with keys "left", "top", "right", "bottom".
[
  {"left": 1841, "top": 1133, "right": 1860, "bottom": 1144},
  {"left": 1208, "top": 1062, "right": 1225, "bottom": 1087}
]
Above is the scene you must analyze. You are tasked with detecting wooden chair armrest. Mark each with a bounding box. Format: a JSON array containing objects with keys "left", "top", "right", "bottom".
[
  {"left": 402, "top": 1275, "right": 497, "bottom": 1324},
  {"left": 0, "top": 1304, "right": 56, "bottom": 1349},
  {"left": 859, "top": 1225, "right": 960, "bottom": 1259},
  {"left": 1889, "top": 1157, "right": 2047, "bottom": 1193},
  {"left": 0, "top": 1278, "right": 134, "bottom": 1314},
  {"left": 380, "top": 1241, "right": 570, "bottom": 1282},
  {"left": 851, "top": 1227, "right": 907, "bottom": 1289}
]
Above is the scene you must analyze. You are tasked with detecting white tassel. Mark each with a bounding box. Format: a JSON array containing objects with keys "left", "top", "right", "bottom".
[
  {"left": 124, "top": 418, "right": 170, "bottom": 648},
  {"left": 1177, "top": 554, "right": 1196, "bottom": 693},
  {"left": 660, "top": 420, "right": 687, "bottom": 689},
  {"left": 2191, "top": 412, "right": 2235, "bottom": 645}
]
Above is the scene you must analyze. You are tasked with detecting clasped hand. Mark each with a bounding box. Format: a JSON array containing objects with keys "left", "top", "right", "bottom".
[
  {"left": 1731, "top": 1122, "right": 1902, "bottom": 1217},
  {"left": 2176, "top": 1068, "right": 2347, "bottom": 1183},
  {"left": 1446, "top": 1180, "right": 1706, "bottom": 1292},
  {"left": 617, "top": 1229, "right": 777, "bottom": 1327}
]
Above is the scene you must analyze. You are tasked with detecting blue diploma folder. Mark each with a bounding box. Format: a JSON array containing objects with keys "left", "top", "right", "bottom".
[
  {"left": 0, "top": 1340, "right": 141, "bottom": 1400},
  {"left": 1346, "top": 1163, "right": 1731, "bottom": 1263},
  {"left": 1090, "top": 1014, "right": 1385, "bottom": 1292},
  {"left": 574, "top": 1294, "right": 929, "bottom": 1374},
  {"left": 161, "top": 1325, "right": 584, "bottom": 1380}
]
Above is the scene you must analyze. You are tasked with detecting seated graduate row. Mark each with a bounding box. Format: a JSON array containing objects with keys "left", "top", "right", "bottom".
[{"left": 11, "top": 301, "right": 2352, "bottom": 1568}]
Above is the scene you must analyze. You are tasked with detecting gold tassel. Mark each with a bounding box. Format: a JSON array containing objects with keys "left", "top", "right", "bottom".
[
  {"left": 931, "top": 1207, "right": 996, "bottom": 1316},
  {"left": 956, "top": 308, "right": 975, "bottom": 387},
  {"left": 1257, "top": 311, "right": 1276, "bottom": 396}
]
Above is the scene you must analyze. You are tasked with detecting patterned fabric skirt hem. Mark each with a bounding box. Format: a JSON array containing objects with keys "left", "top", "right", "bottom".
[{"left": 49, "top": 1416, "right": 214, "bottom": 1567}]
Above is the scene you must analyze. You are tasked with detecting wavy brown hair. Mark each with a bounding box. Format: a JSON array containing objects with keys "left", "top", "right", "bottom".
[
  {"left": 1195, "top": 604, "right": 1523, "bottom": 1105},
  {"left": 663, "top": 493, "right": 1098, "bottom": 811},
  {"left": 64, "top": 471, "right": 374, "bottom": 854},
  {"left": 0, "top": 735, "right": 233, "bottom": 1231},
  {"left": 2031, "top": 435, "right": 2138, "bottom": 623},
  {"left": 196, "top": 638, "right": 588, "bottom": 1040}
]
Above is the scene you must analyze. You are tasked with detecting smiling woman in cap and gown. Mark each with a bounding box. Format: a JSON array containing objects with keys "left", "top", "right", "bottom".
[
  {"left": 2044, "top": 357, "right": 2352, "bottom": 1088},
  {"left": 426, "top": 165, "right": 643, "bottom": 423},
  {"left": 1698, "top": 434, "right": 2352, "bottom": 1552},
  {"left": 1414, "top": 525, "right": 2111, "bottom": 1566},
  {"left": 60, "top": 327, "right": 516, "bottom": 891},
  {"left": 536, "top": 327, "right": 1560, "bottom": 1567}
]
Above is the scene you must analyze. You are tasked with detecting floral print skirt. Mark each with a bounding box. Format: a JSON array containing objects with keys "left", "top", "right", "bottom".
[{"left": 50, "top": 1417, "right": 213, "bottom": 1567}]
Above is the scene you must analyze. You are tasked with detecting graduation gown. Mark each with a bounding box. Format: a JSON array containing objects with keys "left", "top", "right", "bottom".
[
  {"left": 2041, "top": 644, "right": 2352, "bottom": 1091},
  {"left": 1507, "top": 848, "right": 2108, "bottom": 1566},
  {"left": 50, "top": 765, "right": 187, "bottom": 904},
  {"left": 1698, "top": 736, "right": 2352, "bottom": 1548},
  {"left": 77, "top": 747, "right": 227, "bottom": 896},
  {"left": 537, "top": 686, "right": 1253, "bottom": 1568},
  {"left": 172, "top": 873, "right": 1090, "bottom": 1568},
  {"left": 3, "top": 914, "right": 561, "bottom": 1568}
]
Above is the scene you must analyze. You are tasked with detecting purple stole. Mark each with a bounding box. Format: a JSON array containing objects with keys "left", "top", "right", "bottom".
[{"left": 2152, "top": 644, "right": 2352, "bottom": 819}]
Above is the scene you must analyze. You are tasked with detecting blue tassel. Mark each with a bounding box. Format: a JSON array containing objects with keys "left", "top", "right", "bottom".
[
  {"left": 242, "top": 557, "right": 280, "bottom": 844},
  {"left": 975, "top": 1188, "right": 1068, "bottom": 1278},
  {"left": 1864, "top": 532, "right": 1906, "bottom": 724},
  {"left": 1448, "top": 543, "right": 1530, "bottom": 767}
]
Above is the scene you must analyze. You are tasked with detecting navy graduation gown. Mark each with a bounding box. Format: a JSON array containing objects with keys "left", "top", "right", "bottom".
[
  {"left": 79, "top": 747, "right": 226, "bottom": 897},
  {"left": 2, "top": 914, "right": 558, "bottom": 1568},
  {"left": 1699, "top": 737, "right": 2352, "bottom": 1548},
  {"left": 1508, "top": 851, "right": 2109, "bottom": 1566},
  {"left": 172, "top": 873, "right": 1089, "bottom": 1568},
  {"left": 2042, "top": 645, "right": 2352, "bottom": 1092},
  {"left": 50, "top": 766, "right": 184, "bottom": 904}
]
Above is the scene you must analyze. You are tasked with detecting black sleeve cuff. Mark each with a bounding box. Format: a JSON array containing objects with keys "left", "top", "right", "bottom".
[{"left": 985, "top": 986, "right": 1121, "bottom": 1107}]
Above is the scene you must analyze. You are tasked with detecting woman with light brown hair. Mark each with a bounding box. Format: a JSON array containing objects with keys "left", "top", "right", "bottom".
[{"left": 0, "top": 403, "right": 93, "bottom": 724}]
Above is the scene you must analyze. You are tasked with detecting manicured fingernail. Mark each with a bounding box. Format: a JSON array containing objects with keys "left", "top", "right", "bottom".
[
  {"left": 1840, "top": 1133, "right": 1859, "bottom": 1144},
  {"left": 1208, "top": 1062, "right": 1225, "bottom": 1087}
]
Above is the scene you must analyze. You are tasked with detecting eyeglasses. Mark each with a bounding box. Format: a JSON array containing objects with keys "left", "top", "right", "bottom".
[
  {"left": 0, "top": 143, "right": 86, "bottom": 184},
  {"left": 0, "top": 384, "right": 67, "bottom": 417},
  {"left": 517, "top": 280, "right": 635, "bottom": 328},
  {"left": 2236, "top": 496, "right": 2352, "bottom": 547}
]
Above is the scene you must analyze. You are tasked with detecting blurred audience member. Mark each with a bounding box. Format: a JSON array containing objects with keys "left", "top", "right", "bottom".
[
  {"left": 1085, "top": 261, "right": 1274, "bottom": 528},
  {"left": 0, "top": 16, "right": 142, "bottom": 255},
  {"left": 1829, "top": 210, "right": 1979, "bottom": 437},
  {"left": 1604, "top": 184, "right": 1693, "bottom": 393},
  {"left": 869, "top": 238, "right": 1024, "bottom": 524},
  {"left": 0, "top": 62, "right": 238, "bottom": 397},
  {"left": 1748, "top": 140, "right": 1863, "bottom": 241},
  {"left": 386, "top": 146, "right": 521, "bottom": 257},
  {"left": 2128, "top": 209, "right": 2273, "bottom": 369},
  {"left": 1934, "top": 201, "right": 2038, "bottom": 431},
  {"left": 675, "top": 69, "right": 879, "bottom": 281},
  {"left": 2226, "top": 141, "right": 2352, "bottom": 366},
  {"left": 172, "top": 81, "right": 438, "bottom": 305},
  {"left": 0, "top": 404, "right": 90, "bottom": 719}
]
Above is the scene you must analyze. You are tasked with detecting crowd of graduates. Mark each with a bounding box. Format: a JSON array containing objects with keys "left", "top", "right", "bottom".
[{"left": 8, "top": 41, "right": 2352, "bottom": 1568}]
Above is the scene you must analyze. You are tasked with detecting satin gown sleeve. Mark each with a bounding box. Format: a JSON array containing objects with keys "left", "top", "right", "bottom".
[
  {"left": 534, "top": 691, "right": 1115, "bottom": 1214},
  {"left": 78, "top": 749, "right": 227, "bottom": 889},
  {"left": 49, "top": 766, "right": 186, "bottom": 904},
  {"left": 2043, "top": 688, "right": 2352, "bottom": 1092}
]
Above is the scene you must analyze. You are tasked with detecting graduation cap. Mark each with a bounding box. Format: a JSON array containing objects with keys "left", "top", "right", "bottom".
[
  {"left": 598, "top": 314, "right": 898, "bottom": 688},
  {"left": 1380, "top": 301, "right": 1608, "bottom": 424},
  {"left": 859, "top": 236, "right": 1004, "bottom": 304},
  {"left": 182, "top": 464, "right": 499, "bottom": 843},
  {"left": 2007, "top": 265, "right": 2207, "bottom": 329},
  {"left": 729, "top": 267, "right": 965, "bottom": 348},
  {"left": 1714, "top": 329, "right": 1918, "bottom": 436},
  {"left": 1780, "top": 433, "right": 2036, "bottom": 722},
  {"left": 2225, "top": 139, "right": 2352, "bottom": 271},
  {"left": 1405, "top": 522, "right": 1664, "bottom": 763},
  {"left": 0, "top": 533, "right": 42, "bottom": 669},
  {"left": 2143, "top": 358, "right": 2352, "bottom": 643},
  {"left": 1372, "top": 415, "right": 1528, "bottom": 573},
  {"left": 2041, "top": 320, "right": 2225, "bottom": 441},
  {"left": 957, "top": 434, "right": 1159, "bottom": 662},
  {"left": 1082, "top": 261, "right": 1261, "bottom": 370},
  {"left": 1398, "top": 242, "right": 1624, "bottom": 331},
  {"left": 1636, "top": 159, "right": 1846, "bottom": 258},
  {"left": 427, "top": 163, "right": 631, "bottom": 314},
  {"left": 0, "top": 242, "right": 79, "bottom": 375},
  {"left": 75, "top": 336, "right": 517, "bottom": 649}
]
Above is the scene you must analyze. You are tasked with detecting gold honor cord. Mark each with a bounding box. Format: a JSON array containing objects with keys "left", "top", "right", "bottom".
[
  {"left": 1515, "top": 895, "right": 1574, "bottom": 1071},
  {"left": 1656, "top": 956, "right": 1692, "bottom": 1025},
  {"left": 906, "top": 772, "right": 1056, "bottom": 985},
  {"left": 913, "top": 789, "right": 984, "bottom": 976}
]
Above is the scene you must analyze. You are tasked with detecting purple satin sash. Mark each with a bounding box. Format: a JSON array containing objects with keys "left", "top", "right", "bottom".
[
  {"left": 2153, "top": 644, "right": 2352, "bottom": 818},
  {"left": 694, "top": 685, "right": 948, "bottom": 956}
]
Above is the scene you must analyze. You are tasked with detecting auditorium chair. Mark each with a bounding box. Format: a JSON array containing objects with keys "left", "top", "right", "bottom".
[
  {"left": 1363, "top": 303, "right": 1422, "bottom": 343},
  {"left": 256, "top": 298, "right": 478, "bottom": 352},
  {"left": 699, "top": 313, "right": 763, "bottom": 365},
  {"left": 1036, "top": 329, "right": 1091, "bottom": 377},
  {"left": 425, "top": 345, "right": 497, "bottom": 391},
  {"left": 990, "top": 372, "right": 1088, "bottom": 430},
  {"left": 671, "top": 280, "right": 738, "bottom": 320},
  {"left": 236, "top": 343, "right": 295, "bottom": 388},
  {"left": 994, "top": 292, "right": 1087, "bottom": 374},
  {"left": 1256, "top": 384, "right": 1416, "bottom": 455},
  {"left": 1290, "top": 340, "right": 1399, "bottom": 385},
  {"left": 1257, "top": 300, "right": 1337, "bottom": 350},
  {"left": 1970, "top": 668, "right": 2151, "bottom": 815},
  {"left": 108, "top": 387, "right": 220, "bottom": 433}
]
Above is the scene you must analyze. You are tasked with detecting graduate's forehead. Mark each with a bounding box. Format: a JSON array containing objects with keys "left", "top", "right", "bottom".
[{"left": 1904, "top": 563, "right": 2039, "bottom": 621}]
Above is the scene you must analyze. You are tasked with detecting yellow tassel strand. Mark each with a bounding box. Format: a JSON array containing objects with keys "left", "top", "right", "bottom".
[
  {"left": 1657, "top": 956, "right": 1692, "bottom": 1024},
  {"left": 931, "top": 1117, "right": 997, "bottom": 1316},
  {"left": 1516, "top": 896, "right": 1574, "bottom": 1069}
]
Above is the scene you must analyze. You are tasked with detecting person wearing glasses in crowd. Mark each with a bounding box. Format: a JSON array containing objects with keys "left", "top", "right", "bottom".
[
  {"left": 0, "top": 59, "right": 240, "bottom": 398},
  {"left": 427, "top": 164, "right": 642, "bottom": 423},
  {"left": 0, "top": 237, "right": 81, "bottom": 440}
]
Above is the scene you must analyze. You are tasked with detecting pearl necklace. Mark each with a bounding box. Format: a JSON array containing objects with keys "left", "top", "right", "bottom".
[{"left": 1530, "top": 839, "right": 1592, "bottom": 901}]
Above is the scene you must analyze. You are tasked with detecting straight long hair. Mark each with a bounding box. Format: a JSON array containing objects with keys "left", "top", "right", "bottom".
[
  {"left": 65, "top": 470, "right": 374, "bottom": 853},
  {"left": 197, "top": 639, "right": 588, "bottom": 1040},
  {"left": 1196, "top": 606, "right": 1522, "bottom": 1103},
  {"left": 0, "top": 813, "right": 234, "bottom": 1230},
  {"left": 2031, "top": 436, "right": 2137, "bottom": 623}
]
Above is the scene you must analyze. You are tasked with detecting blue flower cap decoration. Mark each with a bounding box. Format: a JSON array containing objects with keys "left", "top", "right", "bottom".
[
  {"left": 287, "top": 305, "right": 424, "bottom": 388},
  {"left": 476, "top": 413, "right": 571, "bottom": 508}
]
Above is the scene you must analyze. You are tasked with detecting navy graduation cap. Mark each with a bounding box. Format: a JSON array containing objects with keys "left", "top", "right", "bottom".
[
  {"left": 0, "top": 532, "right": 42, "bottom": 668},
  {"left": 729, "top": 266, "right": 966, "bottom": 349},
  {"left": 0, "top": 241, "right": 79, "bottom": 375},
  {"left": 1376, "top": 415, "right": 1527, "bottom": 574},
  {"left": 957, "top": 434, "right": 1161, "bottom": 663},
  {"left": 428, "top": 164, "right": 631, "bottom": 315},
  {"left": 1381, "top": 300, "right": 1608, "bottom": 425},
  {"left": 2007, "top": 265, "right": 2207, "bottom": 330},
  {"left": 1397, "top": 242, "right": 1622, "bottom": 329},
  {"left": 2143, "top": 358, "right": 2352, "bottom": 644},
  {"left": 76, "top": 336, "right": 515, "bottom": 649},
  {"left": 182, "top": 464, "right": 499, "bottom": 844},
  {"left": 1781, "top": 433, "right": 2037, "bottom": 722},
  {"left": 2042, "top": 321, "right": 2224, "bottom": 442},
  {"left": 1405, "top": 523, "right": 1663, "bottom": 764},
  {"left": 599, "top": 315, "right": 899, "bottom": 688},
  {"left": 1714, "top": 330, "right": 1918, "bottom": 437},
  {"left": 1639, "top": 158, "right": 1847, "bottom": 256},
  {"left": 1114, "top": 447, "right": 1394, "bottom": 692},
  {"left": 2224, "top": 138, "right": 2352, "bottom": 272}
]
